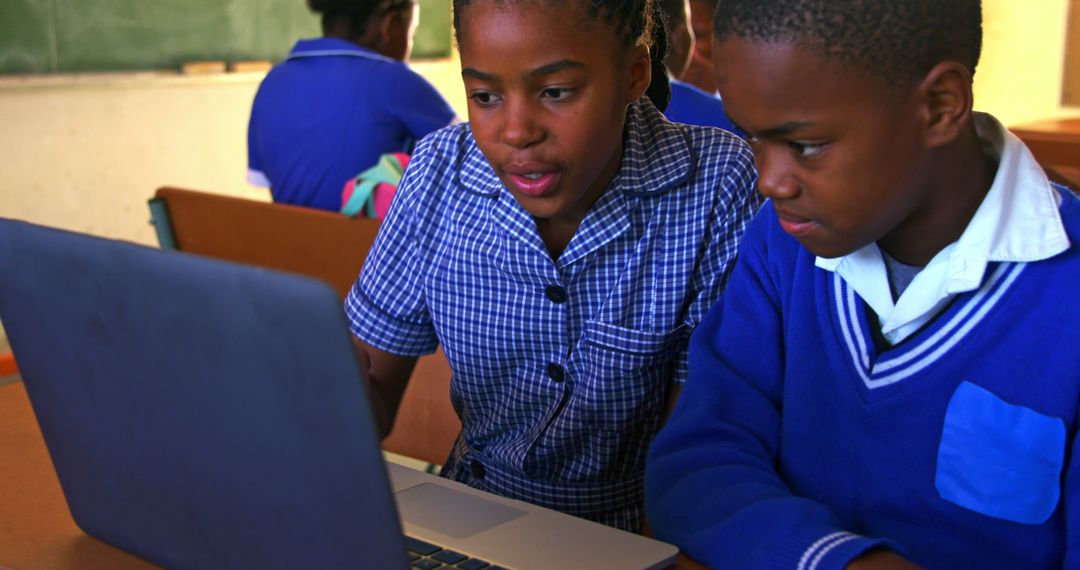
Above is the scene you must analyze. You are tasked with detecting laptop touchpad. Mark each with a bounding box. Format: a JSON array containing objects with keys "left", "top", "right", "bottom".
[{"left": 396, "top": 483, "right": 528, "bottom": 539}]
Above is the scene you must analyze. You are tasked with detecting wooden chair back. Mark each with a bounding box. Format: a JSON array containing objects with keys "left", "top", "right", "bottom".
[{"left": 149, "top": 187, "right": 459, "bottom": 466}]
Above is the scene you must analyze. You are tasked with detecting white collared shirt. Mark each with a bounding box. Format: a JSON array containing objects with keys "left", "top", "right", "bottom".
[{"left": 815, "top": 113, "right": 1070, "bottom": 345}]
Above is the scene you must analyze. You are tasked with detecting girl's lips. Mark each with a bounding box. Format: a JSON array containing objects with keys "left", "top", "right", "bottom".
[{"left": 508, "top": 173, "right": 559, "bottom": 196}]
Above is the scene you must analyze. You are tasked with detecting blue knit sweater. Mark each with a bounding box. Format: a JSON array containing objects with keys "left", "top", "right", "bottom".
[{"left": 645, "top": 189, "right": 1080, "bottom": 569}]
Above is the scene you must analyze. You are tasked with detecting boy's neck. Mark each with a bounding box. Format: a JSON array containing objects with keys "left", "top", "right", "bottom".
[{"left": 877, "top": 122, "right": 997, "bottom": 267}]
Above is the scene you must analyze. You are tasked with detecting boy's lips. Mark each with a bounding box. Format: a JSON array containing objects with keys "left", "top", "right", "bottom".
[
  {"left": 774, "top": 206, "right": 819, "bottom": 237},
  {"left": 504, "top": 163, "right": 560, "bottom": 197}
]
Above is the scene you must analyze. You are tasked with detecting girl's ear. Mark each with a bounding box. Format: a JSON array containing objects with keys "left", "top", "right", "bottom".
[
  {"left": 627, "top": 43, "right": 652, "bottom": 103},
  {"left": 378, "top": 12, "right": 402, "bottom": 50},
  {"left": 374, "top": 6, "right": 415, "bottom": 61},
  {"left": 918, "top": 61, "right": 974, "bottom": 149}
]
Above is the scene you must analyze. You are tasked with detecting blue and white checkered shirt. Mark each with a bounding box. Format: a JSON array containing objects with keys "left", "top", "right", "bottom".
[{"left": 345, "top": 99, "right": 761, "bottom": 531}]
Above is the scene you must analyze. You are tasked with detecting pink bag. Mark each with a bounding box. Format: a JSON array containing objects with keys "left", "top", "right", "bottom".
[{"left": 340, "top": 152, "right": 410, "bottom": 220}]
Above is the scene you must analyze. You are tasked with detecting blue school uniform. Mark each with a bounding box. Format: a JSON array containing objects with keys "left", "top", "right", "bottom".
[
  {"left": 645, "top": 114, "right": 1080, "bottom": 569},
  {"left": 247, "top": 38, "right": 456, "bottom": 211},
  {"left": 345, "top": 99, "right": 761, "bottom": 531},
  {"left": 664, "top": 79, "right": 740, "bottom": 135}
]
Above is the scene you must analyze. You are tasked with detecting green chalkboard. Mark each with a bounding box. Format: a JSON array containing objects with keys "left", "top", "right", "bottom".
[
  {"left": 0, "top": 0, "right": 453, "bottom": 75},
  {"left": 0, "top": 0, "right": 54, "bottom": 73},
  {"left": 413, "top": 0, "right": 452, "bottom": 62}
]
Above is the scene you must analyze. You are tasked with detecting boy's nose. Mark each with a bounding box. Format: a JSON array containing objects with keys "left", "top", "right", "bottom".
[{"left": 754, "top": 148, "right": 799, "bottom": 200}]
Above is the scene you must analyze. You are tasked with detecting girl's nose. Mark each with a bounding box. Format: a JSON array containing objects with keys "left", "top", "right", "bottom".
[{"left": 500, "top": 101, "right": 545, "bottom": 149}]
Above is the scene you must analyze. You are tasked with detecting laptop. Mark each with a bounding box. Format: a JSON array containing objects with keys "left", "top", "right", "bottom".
[{"left": 0, "top": 218, "right": 678, "bottom": 570}]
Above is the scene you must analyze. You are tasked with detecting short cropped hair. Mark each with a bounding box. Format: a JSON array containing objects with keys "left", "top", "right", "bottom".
[{"left": 712, "top": 0, "right": 982, "bottom": 83}]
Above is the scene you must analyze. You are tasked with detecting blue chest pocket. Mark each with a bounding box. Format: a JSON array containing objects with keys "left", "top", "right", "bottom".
[{"left": 936, "top": 381, "right": 1066, "bottom": 524}]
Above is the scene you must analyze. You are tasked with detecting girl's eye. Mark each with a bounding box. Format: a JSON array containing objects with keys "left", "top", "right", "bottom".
[
  {"left": 788, "top": 140, "right": 825, "bottom": 158},
  {"left": 541, "top": 87, "right": 573, "bottom": 101},
  {"left": 470, "top": 91, "right": 500, "bottom": 106}
]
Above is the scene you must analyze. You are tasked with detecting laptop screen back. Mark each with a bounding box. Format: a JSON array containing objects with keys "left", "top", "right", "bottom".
[{"left": 0, "top": 219, "right": 408, "bottom": 569}]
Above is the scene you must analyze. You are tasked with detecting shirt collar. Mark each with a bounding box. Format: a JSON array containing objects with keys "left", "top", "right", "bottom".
[
  {"left": 286, "top": 37, "right": 395, "bottom": 64},
  {"left": 815, "top": 112, "right": 1069, "bottom": 294},
  {"left": 456, "top": 97, "right": 694, "bottom": 199}
]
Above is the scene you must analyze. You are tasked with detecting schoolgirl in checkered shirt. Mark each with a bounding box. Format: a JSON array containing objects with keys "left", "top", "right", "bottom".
[{"left": 345, "top": 0, "right": 761, "bottom": 532}]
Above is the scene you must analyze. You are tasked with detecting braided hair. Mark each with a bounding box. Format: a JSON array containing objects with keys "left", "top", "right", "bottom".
[
  {"left": 307, "top": 0, "right": 413, "bottom": 39},
  {"left": 453, "top": 0, "right": 672, "bottom": 111}
]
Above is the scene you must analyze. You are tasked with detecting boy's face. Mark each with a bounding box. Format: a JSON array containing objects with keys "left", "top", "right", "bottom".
[
  {"left": 688, "top": 0, "right": 714, "bottom": 60},
  {"left": 713, "top": 38, "right": 933, "bottom": 259},
  {"left": 457, "top": 1, "right": 649, "bottom": 232},
  {"left": 664, "top": 0, "right": 695, "bottom": 78}
]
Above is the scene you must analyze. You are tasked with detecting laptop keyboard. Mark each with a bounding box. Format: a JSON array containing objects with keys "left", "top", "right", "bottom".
[{"left": 405, "top": 536, "right": 508, "bottom": 570}]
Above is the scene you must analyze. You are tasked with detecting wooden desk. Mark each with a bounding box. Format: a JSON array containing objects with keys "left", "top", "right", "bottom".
[
  {"left": 1009, "top": 117, "right": 1080, "bottom": 192},
  {"left": 1010, "top": 117, "right": 1080, "bottom": 165},
  {"left": 0, "top": 382, "right": 157, "bottom": 569},
  {"left": 0, "top": 381, "right": 705, "bottom": 570}
]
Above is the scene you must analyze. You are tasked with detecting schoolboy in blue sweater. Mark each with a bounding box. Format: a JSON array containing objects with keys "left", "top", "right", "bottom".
[{"left": 644, "top": 1, "right": 1079, "bottom": 568}]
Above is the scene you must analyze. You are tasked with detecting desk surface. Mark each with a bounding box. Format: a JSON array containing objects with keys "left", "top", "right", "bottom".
[
  {"left": 1009, "top": 116, "right": 1080, "bottom": 191},
  {"left": 1009, "top": 116, "right": 1080, "bottom": 142},
  {"left": 0, "top": 381, "right": 704, "bottom": 570}
]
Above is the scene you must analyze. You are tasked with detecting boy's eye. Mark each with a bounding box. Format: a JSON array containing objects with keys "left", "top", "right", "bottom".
[
  {"left": 541, "top": 87, "right": 574, "bottom": 101},
  {"left": 469, "top": 91, "right": 501, "bottom": 106},
  {"left": 788, "top": 141, "right": 825, "bottom": 158}
]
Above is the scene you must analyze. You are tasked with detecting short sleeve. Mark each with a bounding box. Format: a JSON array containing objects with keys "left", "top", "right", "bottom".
[
  {"left": 246, "top": 95, "right": 271, "bottom": 188},
  {"left": 343, "top": 143, "right": 440, "bottom": 356},
  {"left": 383, "top": 67, "right": 457, "bottom": 141}
]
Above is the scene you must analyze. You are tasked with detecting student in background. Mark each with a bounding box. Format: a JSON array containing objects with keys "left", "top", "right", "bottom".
[
  {"left": 645, "top": 0, "right": 1079, "bottom": 568},
  {"left": 657, "top": 0, "right": 739, "bottom": 133},
  {"left": 346, "top": 0, "right": 761, "bottom": 532},
  {"left": 677, "top": 0, "right": 717, "bottom": 95},
  {"left": 247, "top": 0, "right": 456, "bottom": 211}
]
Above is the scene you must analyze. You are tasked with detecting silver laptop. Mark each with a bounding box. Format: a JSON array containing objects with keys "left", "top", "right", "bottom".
[{"left": 0, "top": 218, "right": 678, "bottom": 570}]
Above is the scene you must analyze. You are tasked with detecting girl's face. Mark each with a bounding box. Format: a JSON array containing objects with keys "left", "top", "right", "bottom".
[{"left": 457, "top": 0, "right": 650, "bottom": 244}]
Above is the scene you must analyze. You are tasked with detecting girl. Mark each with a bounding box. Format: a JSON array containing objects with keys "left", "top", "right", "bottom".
[
  {"left": 346, "top": 0, "right": 761, "bottom": 531},
  {"left": 247, "top": 0, "right": 456, "bottom": 211}
]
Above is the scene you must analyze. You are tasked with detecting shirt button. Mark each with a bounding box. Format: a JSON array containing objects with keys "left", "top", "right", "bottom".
[
  {"left": 547, "top": 363, "right": 565, "bottom": 383},
  {"left": 470, "top": 460, "right": 486, "bottom": 479},
  {"left": 544, "top": 285, "right": 568, "bottom": 304}
]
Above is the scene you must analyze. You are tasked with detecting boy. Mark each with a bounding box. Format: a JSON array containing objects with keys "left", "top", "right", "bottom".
[
  {"left": 658, "top": 0, "right": 739, "bottom": 133},
  {"left": 644, "top": 1, "right": 1079, "bottom": 568},
  {"left": 679, "top": 0, "right": 718, "bottom": 95}
]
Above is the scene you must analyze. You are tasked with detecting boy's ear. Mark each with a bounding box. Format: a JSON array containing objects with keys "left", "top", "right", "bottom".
[
  {"left": 627, "top": 43, "right": 652, "bottom": 103},
  {"left": 918, "top": 61, "right": 974, "bottom": 149}
]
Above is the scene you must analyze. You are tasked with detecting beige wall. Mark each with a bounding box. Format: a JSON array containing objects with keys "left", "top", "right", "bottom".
[
  {"left": 976, "top": 0, "right": 1075, "bottom": 125},
  {"left": 0, "top": 55, "right": 466, "bottom": 247},
  {"left": 0, "top": 2, "right": 1076, "bottom": 352}
]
